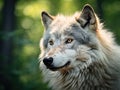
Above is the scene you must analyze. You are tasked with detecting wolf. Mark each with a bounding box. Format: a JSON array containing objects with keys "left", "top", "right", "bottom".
[{"left": 39, "top": 4, "right": 120, "bottom": 90}]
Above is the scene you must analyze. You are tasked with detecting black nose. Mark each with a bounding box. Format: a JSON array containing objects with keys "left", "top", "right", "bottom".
[{"left": 43, "top": 57, "right": 53, "bottom": 66}]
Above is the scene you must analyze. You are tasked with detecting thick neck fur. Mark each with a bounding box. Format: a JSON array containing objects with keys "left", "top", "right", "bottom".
[
  {"left": 44, "top": 63, "right": 114, "bottom": 90},
  {"left": 60, "top": 67, "right": 112, "bottom": 90}
]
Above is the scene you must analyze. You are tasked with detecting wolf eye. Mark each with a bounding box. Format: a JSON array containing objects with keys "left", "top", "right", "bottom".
[
  {"left": 49, "top": 40, "right": 54, "bottom": 45},
  {"left": 65, "top": 38, "right": 73, "bottom": 44}
]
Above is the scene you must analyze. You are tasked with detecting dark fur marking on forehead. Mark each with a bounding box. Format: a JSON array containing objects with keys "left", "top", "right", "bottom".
[{"left": 52, "top": 31, "right": 61, "bottom": 40}]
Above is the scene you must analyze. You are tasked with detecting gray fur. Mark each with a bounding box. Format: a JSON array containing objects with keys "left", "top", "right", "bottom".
[{"left": 39, "top": 4, "right": 120, "bottom": 90}]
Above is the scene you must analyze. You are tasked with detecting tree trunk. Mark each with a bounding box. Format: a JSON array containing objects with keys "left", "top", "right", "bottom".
[
  {"left": 2, "top": 0, "right": 16, "bottom": 63},
  {"left": 0, "top": 0, "right": 16, "bottom": 89}
]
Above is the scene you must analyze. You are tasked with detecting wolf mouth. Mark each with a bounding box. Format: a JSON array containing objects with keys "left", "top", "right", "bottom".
[{"left": 47, "top": 61, "right": 71, "bottom": 71}]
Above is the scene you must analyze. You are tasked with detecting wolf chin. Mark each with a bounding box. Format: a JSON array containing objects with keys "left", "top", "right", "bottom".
[{"left": 39, "top": 4, "right": 120, "bottom": 90}]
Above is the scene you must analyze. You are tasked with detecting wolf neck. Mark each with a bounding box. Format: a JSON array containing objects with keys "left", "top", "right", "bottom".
[{"left": 50, "top": 64, "right": 113, "bottom": 90}]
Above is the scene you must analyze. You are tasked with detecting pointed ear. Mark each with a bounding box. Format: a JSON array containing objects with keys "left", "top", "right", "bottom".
[
  {"left": 41, "top": 11, "right": 54, "bottom": 29},
  {"left": 76, "top": 4, "right": 97, "bottom": 31}
]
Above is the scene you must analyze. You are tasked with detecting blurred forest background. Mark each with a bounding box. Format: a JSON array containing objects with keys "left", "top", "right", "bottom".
[{"left": 0, "top": 0, "right": 120, "bottom": 90}]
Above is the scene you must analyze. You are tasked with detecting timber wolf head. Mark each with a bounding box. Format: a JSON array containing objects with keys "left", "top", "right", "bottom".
[
  {"left": 39, "top": 4, "right": 105, "bottom": 72},
  {"left": 39, "top": 4, "right": 120, "bottom": 90}
]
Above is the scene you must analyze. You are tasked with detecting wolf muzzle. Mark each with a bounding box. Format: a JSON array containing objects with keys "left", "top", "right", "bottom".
[{"left": 43, "top": 56, "right": 71, "bottom": 71}]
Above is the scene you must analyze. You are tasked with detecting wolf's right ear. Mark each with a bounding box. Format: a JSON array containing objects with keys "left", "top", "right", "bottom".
[
  {"left": 41, "top": 11, "right": 54, "bottom": 29},
  {"left": 76, "top": 4, "right": 97, "bottom": 31}
]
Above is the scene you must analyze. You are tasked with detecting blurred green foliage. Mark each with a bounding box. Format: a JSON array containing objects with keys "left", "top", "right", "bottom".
[{"left": 0, "top": 0, "right": 120, "bottom": 90}]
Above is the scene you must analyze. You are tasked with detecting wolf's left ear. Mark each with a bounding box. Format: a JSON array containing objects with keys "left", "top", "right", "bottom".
[
  {"left": 76, "top": 4, "right": 97, "bottom": 31},
  {"left": 41, "top": 11, "right": 54, "bottom": 29}
]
